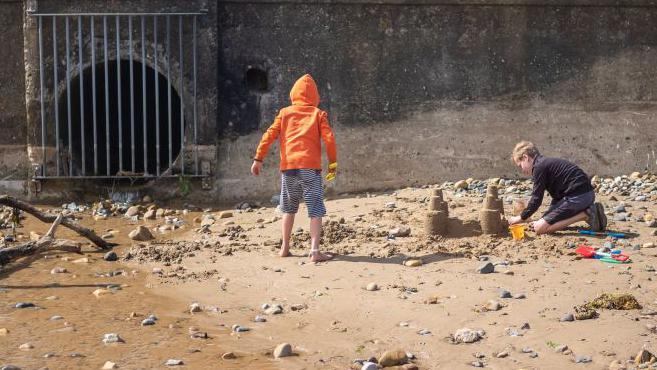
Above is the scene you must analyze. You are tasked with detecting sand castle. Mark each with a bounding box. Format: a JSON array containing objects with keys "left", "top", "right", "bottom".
[
  {"left": 479, "top": 184, "right": 507, "bottom": 234},
  {"left": 425, "top": 188, "right": 449, "bottom": 235}
]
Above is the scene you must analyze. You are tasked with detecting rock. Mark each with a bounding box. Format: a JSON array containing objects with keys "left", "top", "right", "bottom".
[
  {"left": 503, "top": 270, "right": 514, "bottom": 275},
  {"left": 574, "top": 355, "right": 592, "bottom": 363},
  {"left": 219, "top": 211, "right": 233, "bottom": 219},
  {"left": 0, "top": 328, "right": 8, "bottom": 336},
  {"left": 29, "top": 231, "right": 41, "bottom": 241},
  {"left": 141, "top": 318, "right": 156, "bottom": 326},
  {"left": 520, "top": 322, "right": 530, "bottom": 330},
  {"left": 378, "top": 349, "right": 408, "bottom": 367},
  {"left": 451, "top": 328, "right": 485, "bottom": 343},
  {"left": 608, "top": 359, "right": 628, "bottom": 370},
  {"left": 561, "top": 314, "right": 575, "bottom": 322},
  {"left": 513, "top": 293, "right": 526, "bottom": 299},
  {"left": 485, "top": 300, "right": 503, "bottom": 311},
  {"left": 128, "top": 226, "right": 154, "bottom": 241},
  {"left": 102, "top": 361, "right": 118, "bottom": 369},
  {"left": 50, "top": 267, "right": 67, "bottom": 274},
  {"left": 471, "top": 361, "right": 484, "bottom": 367},
  {"left": 155, "top": 209, "right": 165, "bottom": 218},
  {"left": 49, "top": 315, "right": 63, "bottom": 321},
  {"left": 648, "top": 220, "right": 657, "bottom": 228},
  {"left": 273, "top": 343, "right": 292, "bottom": 358},
  {"left": 385, "top": 202, "right": 396, "bottom": 209},
  {"left": 102, "top": 333, "right": 124, "bottom": 344},
  {"left": 143, "top": 209, "right": 156, "bottom": 220},
  {"left": 201, "top": 216, "right": 215, "bottom": 227},
  {"left": 417, "top": 329, "right": 431, "bottom": 335},
  {"left": 499, "top": 289, "right": 512, "bottom": 298},
  {"left": 142, "top": 195, "right": 153, "bottom": 203},
  {"left": 389, "top": 226, "right": 411, "bottom": 237},
  {"left": 19, "top": 343, "right": 33, "bottom": 350},
  {"left": 165, "top": 359, "right": 184, "bottom": 366},
  {"left": 222, "top": 352, "right": 236, "bottom": 360},
  {"left": 404, "top": 259, "right": 423, "bottom": 267},
  {"left": 555, "top": 344, "right": 569, "bottom": 353},
  {"left": 15, "top": 302, "right": 35, "bottom": 309},
  {"left": 496, "top": 351, "right": 509, "bottom": 358},
  {"left": 366, "top": 282, "right": 379, "bottom": 291},
  {"left": 103, "top": 251, "right": 118, "bottom": 262},
  {"left": 613, "top": 213, "right": 627, "bottom": 222},
  {"left": 72, "top": 257, "right": 90, "bottom": 264},
  {"left": 189, "top": 303, "right": 202, "bottom": 313},
  {"left": 477, "top": 262, "right": 494, "bottom": 274},
  {"left": 232, "top": 325, "right": 250, "bottom": 333},
  {"left": 636, "top": 349, "right": 655, "bottom": 364},
  {"left": 254, "top": 315, "right": 267, "bottom": 322},
  {"left": 265, "top": 304, "right": 283, "bottom": 315},
  {"left": 644, "top": 243, "right": 655, "bottom": 249},
  {"left": 455, "top": 180, "right": 468, "bottom": 190},
  {"left": 125, "top": 206, "right": 140, "bottom": 217},
  {"left": 361, "top": 362, "right": 378, "bottom": 370}
]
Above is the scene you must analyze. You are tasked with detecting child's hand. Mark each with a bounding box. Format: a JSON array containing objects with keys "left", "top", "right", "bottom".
[
  {"left": 251, "top": 161, "right": 262, "bottom": 176},
  {"left": 325, "top": 162, "right": 337, "bottom": 181},
  {"left": 508, "top": 215, "right": 523, "bottom": 225}
]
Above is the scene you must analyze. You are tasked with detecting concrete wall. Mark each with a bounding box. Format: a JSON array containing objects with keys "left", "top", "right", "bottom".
[
  {"left": 0, "top": 0, "right": 29, "bottom": 193},
  {"left": 216, "top": 0, "right": 657, "bottom": 201}
]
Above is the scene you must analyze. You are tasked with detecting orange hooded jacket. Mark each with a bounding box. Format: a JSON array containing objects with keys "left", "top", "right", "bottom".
[{"left": 254, "top": 74, "right": 337, "bottom": 171}]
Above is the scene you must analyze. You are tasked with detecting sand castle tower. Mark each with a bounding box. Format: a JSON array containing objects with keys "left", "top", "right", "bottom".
[
  {"left": 425, "top": 188, "right": 449, "bottom": 235},
  {"left": 479, "top": 184, "right": 506, "bottom": 234}
]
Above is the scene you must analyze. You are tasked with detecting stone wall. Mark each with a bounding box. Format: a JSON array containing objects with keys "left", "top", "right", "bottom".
[{"left": 216, "top": 0, "right": 657, "bottom": 201}]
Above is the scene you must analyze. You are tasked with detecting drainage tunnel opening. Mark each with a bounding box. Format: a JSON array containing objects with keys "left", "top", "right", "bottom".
[{"left": 60, "top": 59, "right": 184, "bottom": 177}]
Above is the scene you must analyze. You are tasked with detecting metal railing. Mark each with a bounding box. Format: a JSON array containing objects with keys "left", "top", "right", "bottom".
[{"left": 31, "top": 11, "right": 204, "bottom": 179}]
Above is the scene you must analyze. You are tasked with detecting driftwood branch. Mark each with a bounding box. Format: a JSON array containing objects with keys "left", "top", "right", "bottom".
[
  {"left": 0, "top": 195, "right": 109, "bottom": 249},
  {"left": 0, "top": 214, "right": 82, "bottom": 266}
]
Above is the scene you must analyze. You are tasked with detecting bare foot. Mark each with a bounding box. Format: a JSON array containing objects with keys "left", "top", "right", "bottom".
[
  {"left": 309, "top": 251, "right": 334, "bottom": 262},
  {"left": 279, "top": 247, "right": 290, "bottom": 257}
]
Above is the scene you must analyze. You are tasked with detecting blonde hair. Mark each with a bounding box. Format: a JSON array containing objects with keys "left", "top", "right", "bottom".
[{"left": 512, "top": 141, "right": 540, "bottom": 162}]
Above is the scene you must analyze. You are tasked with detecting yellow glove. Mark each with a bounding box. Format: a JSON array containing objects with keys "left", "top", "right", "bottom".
[{"left": 325, "top": 162, "right": 337, "bottom": 181}]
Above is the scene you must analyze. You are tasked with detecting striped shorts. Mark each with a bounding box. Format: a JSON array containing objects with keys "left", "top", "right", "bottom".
[{"left": 280, "top": 169, "right": 326, "bottom": 218}]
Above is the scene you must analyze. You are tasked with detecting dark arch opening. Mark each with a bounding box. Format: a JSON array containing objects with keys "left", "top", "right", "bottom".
[
  {"left": 60, "top": 59, "right": 184, "bottom": 177},
  {"left": 245, "top": 67, "right": 268, "bottom": 92}
]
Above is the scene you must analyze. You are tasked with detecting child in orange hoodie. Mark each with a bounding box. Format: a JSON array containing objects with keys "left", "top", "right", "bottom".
[{"left": 251, "top": 74, "right": 337, "bottom": 262}]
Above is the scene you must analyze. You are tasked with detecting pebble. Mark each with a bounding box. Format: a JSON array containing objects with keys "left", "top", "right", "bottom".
[
  {"left": 499, "top": 289, "right": 512, "bottom": 298},
  {"left": 452, "top": 328, "right": 485, "bottom": 343},
  {"left": 102, "top": 361, "right": 118, "bottom": 369},
  {"left": 471, "top": 361, "right": 484, "bottom": 367},
  {"left": 222, "top": 352, "right": 236, "bottom": 360},
  {"left": 15, "top": 302, "right": 35, "bottom": 309},
  {"left": 378, "top": 349, "right": 408, "bottom": 367},
  {"left": 574, "top": 355, "right": 592, "bottom": 363},
  {"left": 254, "top": 315, "right": 267, "bottom": 322},
  {"left": 555, "top": 344, "right": 569, "bottom": 353},
  {"left": 496, "top": 351, "right": 509, "bottom": 358},
  {"left": 613, "top": 213, "right": 627, "bottom": 222},
  {"left": 232, "top": 325, "right": 250, "bottom": 333},
  {"left": 1, "top": 366, "right": 22, "bottom": 370},
  {"left": 264, "top": 304, "right": 283, "bottom": 315},
  {"left": 141, "top": 318, "right": 156, "bottom": 326},
  {"left": 366, "top": 282, "right": 379, "bottom": 291},
  {"left": 219, "top": 211, "right": 233, "bottom": 219},
  {"left": 189, "top": 303, "right": 202, "bottom": 313},
  {"left": 165, "top": 359, "right": 184, "bottom": 366},
  {"left": 0, "top": 328, "right": 8, "bottom": 336},
  {"left": 361, "top": 362, "right": 378, "bottom": 370},
  {"left": 561, "top": 314, "right": 575, "bottom": 322},
  {"left": 404, "top": 259, "right": 423, "bottom": 267},
  {"left": 102, "top": 333, "right": 124, "bottom": 344},
  {"left": 19, "top": 343, "right": 34, "bottom": 350},
  {"left": 513, "top": 293, "right": 526, "bottom": 299},
  {"left": 103, "top": 251, "right": 118, "bottom": 262},
  {"left": 273, "top": 343, "right": 293, "bottom": 358},
  {"left": 417, "top": 329, "right": 431, "bottom": 335},
  {"left": 486, "top": 300, "right": 503, "bottom": 311},
  {"left": 477, "top": 262, "right": 494, "bottom": 274},
  {"left": 50, "top": 267, "right": 67, "bottom": 274},
  {"left": 49, "top": 315, "right": 63, "bottom": 321},
  {"left": 389, "top": 226, "right": 411, "bottom": 237},
  {"left": 128, "top": 226, "right": 154, "bottom": 241}
]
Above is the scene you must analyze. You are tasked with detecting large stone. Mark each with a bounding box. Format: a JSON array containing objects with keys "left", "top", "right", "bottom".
[
  {"left": 128, "top": 226, "right": 154, "bottom": 241},
  {"left": 143, "top": 209, "right": 156, "bottom": 220},
  {"left": 125, "top": 206, "right": 140, "bottom": 217},
  {"left": 274, "top": 343, "right": 292, "bottom": 358},
  {"left": 477, "top": 262, "right": 494, "bottom": 274},
  {"left": 451, "top": 328, "right": 485, "bottom": 343},
  {"left": 378, "top": 349, "right": 408, "bottom": 367},
  {"left": 103, "top": 251, "right": 118, "bottom": 262},
  {"left": 636, "top": 349, "right": 656, "bottom": 364}
]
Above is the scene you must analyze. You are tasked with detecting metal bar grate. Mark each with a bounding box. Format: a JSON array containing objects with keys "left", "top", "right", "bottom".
[{"left": 32, "top": 12, "right": 203, "bottom": 180}]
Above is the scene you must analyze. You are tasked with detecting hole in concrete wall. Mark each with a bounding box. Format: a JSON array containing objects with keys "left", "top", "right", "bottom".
[
  {"left": 60, "top": 59, "right": 184, "bottom": 176},
  {"left": 245, "top": 67, "right": 268, "bottom": 92}
]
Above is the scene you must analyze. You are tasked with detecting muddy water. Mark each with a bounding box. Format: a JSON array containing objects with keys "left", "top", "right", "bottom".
[{"left": 0, "top": 210, "right": 279, "bottom": 369}]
